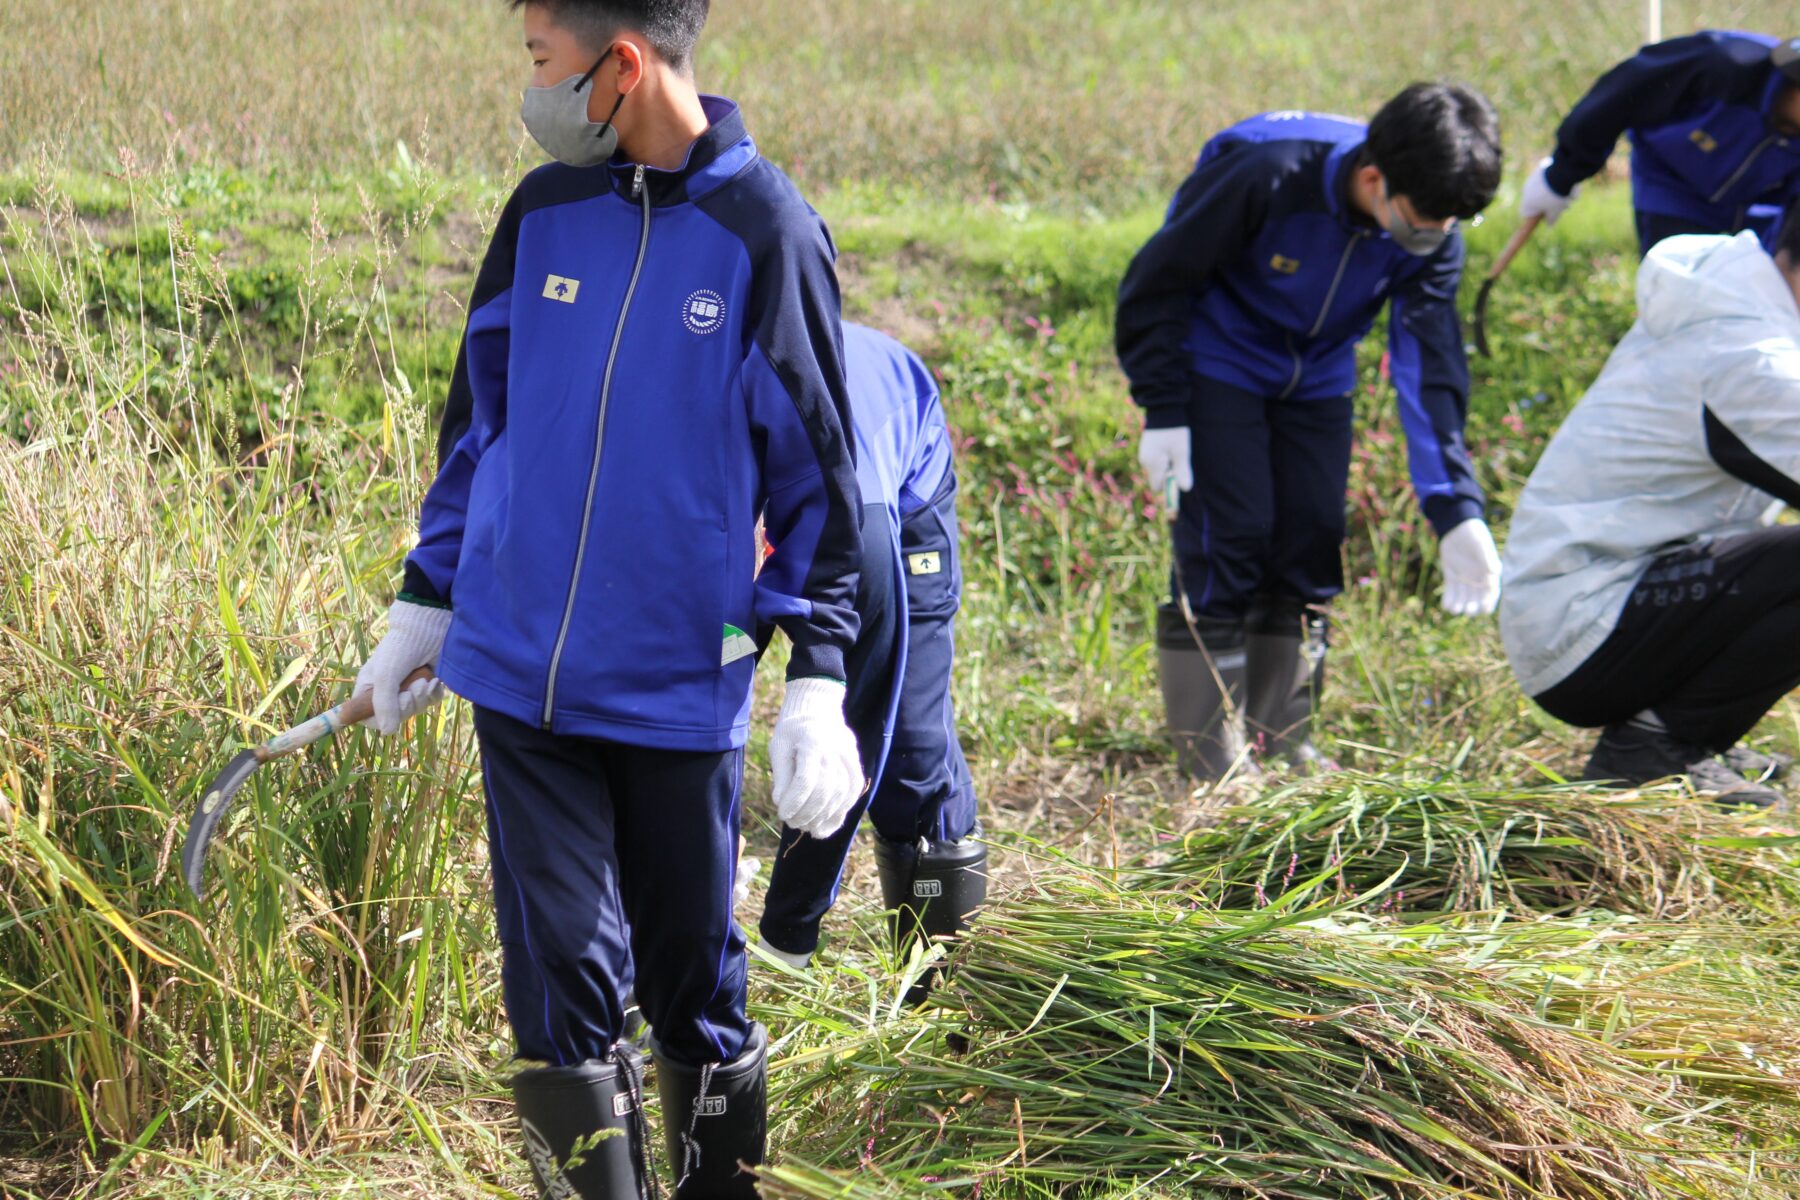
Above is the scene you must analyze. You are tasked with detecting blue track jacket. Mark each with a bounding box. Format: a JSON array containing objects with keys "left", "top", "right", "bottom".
[
  {"left": 837, "top": 321, "right": 955, "bottom": 791},
  {"left": 1545, "top": 32, "right": 1800, "bottom": 240},
  {"left": 401, "top": 97, "right": 861, "bottom": 752},
  {"left": 843, "top": 323, "right": 953, "bottom": 529},
  {"left": 1116, "top": 111, "right": 1483, "bottom": 536}
]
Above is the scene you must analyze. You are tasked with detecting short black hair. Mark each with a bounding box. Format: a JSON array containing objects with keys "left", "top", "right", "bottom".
[
  {"left": 1778, "top": 193, "right": 1800, "bottom": 264},
  {"left": 1365, "top": 82, "right": 1503, "bottom": 222},
  {"left": 507, "top": 0, "right": 709, "bottom": 70}
]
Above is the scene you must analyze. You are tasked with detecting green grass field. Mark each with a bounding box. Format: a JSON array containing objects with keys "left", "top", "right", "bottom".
[{"left": 6, "top": 2, "right": 1800, "bottom": 1197}]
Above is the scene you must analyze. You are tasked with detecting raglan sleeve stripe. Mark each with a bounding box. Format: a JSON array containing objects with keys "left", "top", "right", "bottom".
[
  {"left": 740, "top": 209, "right": 861, "bottom": 683},
  {"left": 400, "top": 189, "right": 524, "bottom": 605},
  {"left": 1115, "top": 146, "right": 1272, "bottom": 424}
]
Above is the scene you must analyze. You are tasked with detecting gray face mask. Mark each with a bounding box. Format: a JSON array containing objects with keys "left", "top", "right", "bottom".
[
  {"left": 1379, "top": 180, "right": 1454, "bottom": 257},
  {"left": 521, "top": 49, "right": 627, "bottom": 168}
]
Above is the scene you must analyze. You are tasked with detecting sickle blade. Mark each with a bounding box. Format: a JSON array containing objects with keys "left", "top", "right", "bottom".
[
  {"left": 1473, "top": 276, "right": 1497, "bottom": 358},
  {"left": 181, "top": 750, "right": 262, "bottom": 899}
]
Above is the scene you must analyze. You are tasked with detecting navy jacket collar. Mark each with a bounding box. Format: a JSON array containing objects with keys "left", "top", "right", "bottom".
[
  {"left": 1325, "top": 138, "right": 1383, "bottom": 234},
  {"left": 607, "top": 95, "right": 758, "bottom": 207}
]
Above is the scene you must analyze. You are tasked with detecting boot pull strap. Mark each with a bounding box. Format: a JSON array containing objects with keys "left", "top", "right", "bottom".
[
  {"left": 674, "top": 1062, "right": 717, "bottom": 1190},
  {"left": 617, "top": 1051, "right": 662, "bottom": 1200}
]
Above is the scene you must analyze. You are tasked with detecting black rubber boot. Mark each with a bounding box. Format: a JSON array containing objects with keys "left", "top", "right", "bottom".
[
  {"left": 512, "top": 1050, "right": 653, "bottom": 1200},
  {"left": 655, "top": 1023, "right": 767, "bottom": 1200},
  {"left": 1156, "top": 605, "right": 1252, "bottom": 782},
  {"left": 1583, "top": 722, "right": 1783, "bottom": 809},
  {"left": 874, "top": 829, "right": 989, "bottom": 1004},
  {"left": 1245, "top": 601, "right": 1328, "bottom": 769}
]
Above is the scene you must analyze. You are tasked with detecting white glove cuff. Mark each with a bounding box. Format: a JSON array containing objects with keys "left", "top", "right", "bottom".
[
  {"left": 779, "top": 676, "right": 846, "bottom": 721},
  {"left": 386, "top": 600, "right": 452, "bottom": 663}
]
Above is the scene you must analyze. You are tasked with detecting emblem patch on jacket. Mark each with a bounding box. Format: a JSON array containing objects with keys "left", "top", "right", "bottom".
[
  {"left": 542, "top": 275, "right": 581, "bottom": 303},
  {"left": 908, "top": 551, "right": 943, "bottom": 576},
  {"left": 1270, "top": 255, "right": 1301, "bottom": 275},
  {"left": 722, "top": 623, "right": 757, "bottom": 666},
  {"left": 684, "top": 289, "right": 727, "bottom": 335},
  {"left": 1689, "top": 129, "right": 1718, "bottom": 153}
]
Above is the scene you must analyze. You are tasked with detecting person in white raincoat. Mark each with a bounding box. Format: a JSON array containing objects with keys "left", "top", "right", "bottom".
[{"left": 1502, "top": 197, "right": 1800, "bottom": 808}]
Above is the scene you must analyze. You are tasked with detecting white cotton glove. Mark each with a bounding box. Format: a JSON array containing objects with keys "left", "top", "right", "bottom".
[
  {"left": 733, "top": 854, "right": 762, "bottom": 911},
  {"left": 1138, "top": 426, "right": 1193, "bottom": 509},
  {"left": 769, "top": 677, "right": 864, "bottom": 839},
  {"left": 1439, "top": 519, "right": 1503, "bottom": 617},
  {"left": 353, "top": 600, "right": 452, "bottom": 735},
  {"left": 1520, "top": 158, "right": 1577, "bottom": 227}
]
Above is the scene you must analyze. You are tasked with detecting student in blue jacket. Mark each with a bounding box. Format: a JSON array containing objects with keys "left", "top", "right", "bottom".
[
  {"left": 755, "top": 323, "right": 984, "bottom": 998},
  {"left": 351, "top": 3, "right": 863, "bottom": 1197},
  {"left": 1117, "top": 86, "right": 1505, "bottom": 783},
  {"left": 1522, "top": 32, "right": 1800, "bottom": 254}
]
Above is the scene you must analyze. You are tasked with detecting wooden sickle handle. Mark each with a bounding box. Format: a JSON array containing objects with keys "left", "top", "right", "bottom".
[
  {"left": 257, "top": 667, "right": 437, "bottom": 762},
  {"left": 1485, "top": 215, "right": 1543, "bottom": 284}
]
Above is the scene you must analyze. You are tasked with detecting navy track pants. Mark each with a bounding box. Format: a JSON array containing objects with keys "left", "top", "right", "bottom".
[
  {"left": 475, "top": 706, "right": 751, "bottom": 1069},
  {"left": 1171, "top": 375, "right": 1355, "bottom": 623},
  {"left": 759, "top": 476, "right": 977, "bottom": 957}
]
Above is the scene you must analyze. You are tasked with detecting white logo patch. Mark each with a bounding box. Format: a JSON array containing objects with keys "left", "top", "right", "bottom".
[
  {"left": 914, "top": 879, "right": 945, "bottom": 898},
  {"left": 721, "top": 624, "right": 757, "bottom": 667},
  {"left": 543, "top": 275, "right": 581, "bottom": 304},
  {"left": 908, "top": 551, "right": 943, "bottom": 577},
  {"left": 697, "top": 1096, "right": 729, "bottom": 1117},
  {"left": 683, "top": 289, "right": 726, "bottom": 335}
]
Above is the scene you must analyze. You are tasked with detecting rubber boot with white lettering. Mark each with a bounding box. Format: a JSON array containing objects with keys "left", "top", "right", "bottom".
[
  {"left": 875, "top": 829, "right": 989, "bottom": 1005},
  {"left": 656, "top": 1023, "right": 767, "bottom": 1200},
  {"left": 512, "top": 1048, "right": 652, "bottom": 1200}
]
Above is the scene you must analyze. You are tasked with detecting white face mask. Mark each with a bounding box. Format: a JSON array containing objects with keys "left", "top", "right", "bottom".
[
  {"left": 1379, "top": 179, "right": 1454, "bottom": 257},
  {"left": 520, "top": 48, "right": 626, "bottom": 167}
]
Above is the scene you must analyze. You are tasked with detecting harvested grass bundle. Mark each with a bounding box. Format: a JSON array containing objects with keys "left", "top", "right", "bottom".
[
  {"left": 765, "top": 868, "right": 1799, "bottom": 1199},
  {"left": 1158, "top": 775, "right": 1800, "bottom": 920}
]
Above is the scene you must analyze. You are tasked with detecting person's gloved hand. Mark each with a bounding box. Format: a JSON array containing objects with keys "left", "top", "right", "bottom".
[
  {"left": 770, "top": 677, "right": 864, "bottom": 838},
  {"left": 733, "top": 854, "right": 762, "bottom": 911},
  {"left": 1439, "top": 519, "right": 1503, "bottom": 616},
  {"left": 1520, "top": 158, "right": 1577, "bottom": 226},
  {"left": 1138, "top": 426, "right": 1193, "bottom": 508},
  {"left": 354, "top": 600, "right": 452, "bottom": 735}
]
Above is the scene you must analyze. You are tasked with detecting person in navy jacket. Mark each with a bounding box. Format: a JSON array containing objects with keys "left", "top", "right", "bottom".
[
  {"left": 754, "top": 323, "right": 984, "bottom": 1000},
  {"left": 1117, "top": 86, "right": 1504, "bottom": 783},
  {"left": 1522, "top": 32, "right": 1800, "bottom": 254},
  {"left": 350, "top": 3, "right": 863, "bottom": 1197}
]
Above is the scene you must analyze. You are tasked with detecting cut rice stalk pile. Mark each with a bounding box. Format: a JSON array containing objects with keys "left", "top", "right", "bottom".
[
  {"left": 1158, "top": 776, "right": 1800, "bottom": 920},
  {"left": 766, "top": 868, "right": 1800, "bottom": 1199}
]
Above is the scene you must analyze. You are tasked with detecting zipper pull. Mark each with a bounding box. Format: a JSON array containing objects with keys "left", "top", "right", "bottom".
[{"left": 631, "top": 164, "right": 645, "bottom": 200}]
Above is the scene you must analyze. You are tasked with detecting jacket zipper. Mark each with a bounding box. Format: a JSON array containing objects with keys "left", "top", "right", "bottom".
[
  {"left": 1278, "top": 334, "right": 1304, "bottom": 401},
  {"left": 1709, "top": 135, "right": 1776, "bottom": 205},
  {"left": 1281, "top": 232, "right": 1362, "bottom": 400},
  {"left": 1307, "top": 234, "right": 1362, "bottom": 338},
  {"left": 542, "top": 164, "right": 652, "bottom": 730}
]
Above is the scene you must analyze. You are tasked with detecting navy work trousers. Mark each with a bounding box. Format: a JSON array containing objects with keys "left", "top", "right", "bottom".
[
  {"left": 475, "top": 706, "right": 751, "bottom": 1069},
  {"left": 1171, "top": 375, "right": 1356, "bottom": 623},
  {"left": 1535, "top": 527, "right": 1800, "bottom": 752},
  {"left": 759, "top": 476, "right": 978, "bottom": 957}
]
